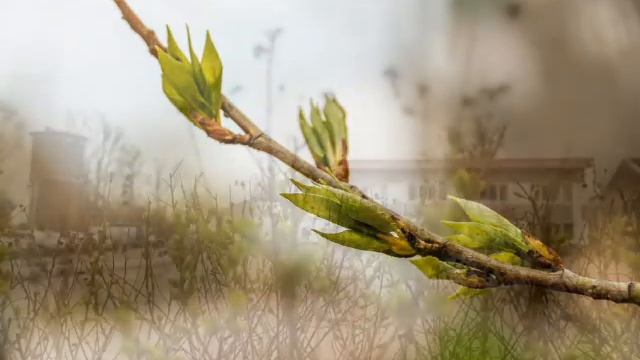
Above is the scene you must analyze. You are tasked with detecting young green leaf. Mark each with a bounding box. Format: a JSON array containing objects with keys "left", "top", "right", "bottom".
[
  {"left": 201, "top": 31, "right": 223, "bottom": 119},
  {"left": 333, "top": 189, "right": 398, "bottom": 234},
  {"left": 158, "top": 27, "right": 224, "bottom": 123},
  {"left": 310, "top": 102, "right": 335, "bottom": 168},
  {"left": 299, "top": 110, "right": 325, "bottom": 165},
  {"left": 281, "top": 192, "right": 371, "bottom": 233},
  {"left": 313, "top": 230, "right": 389, "bottom": 253},
  {"left": 411, "top": 256, "right": 456, "bottom": 279},
  {"left": 186, "top": 27, "right": 211, "bottom": 113},
  {"left": 442, "top": 220, "right": 529, "bottom": 253},
  {"left": 378, "top": 234, "right": 415, "bottom": 256},
  {"left": 445, "top": 233, "right": 490, "bottom": 250},
  {"left": 201, "top": 31, "right": 222, "bottom": 87},
  {"left": 162, "top": 77, "right": 190, "bottom": 118},
  {"left": 323, "top": 95, "right": 346, "bottom": 158},
  {"left": 448, "top": 195, "right": 523, "bottom": 241},
  {"left": 490, "top": 251, "right": 522, "bottom": 266},
  {"left": 290, "top": 178, "right": 312, "bottom": 192},
  {"left": 297, "top": 182, "right": 341, "bottom": 202},
  {"left": 166, "top": 26, "right": 189, "bottom": 63},
  {"left": 157, "top": 49, "right": 210, "bottom": 117}
]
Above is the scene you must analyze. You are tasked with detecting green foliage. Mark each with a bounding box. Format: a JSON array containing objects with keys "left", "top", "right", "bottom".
[
  {"left": 335, "top": 189, "right": 398, "bottom": 234},
  {"left": 281, "top": 192, "right": 366, "bottom": 232},
  {"left": 411, "top": 256, "right": 456, "bottom": 279},
  {"left": 490, "top": 251, "right": 522, "bottom": 266},
  {"left": 282, "top": 180, "right": 413, "bottom": 256},
  {"left": 411, "top": 256, "right": 491, "bottom": 301},
  {"left": 299, "top": 96, "right": 350, "bottom": 181},
  {"left": 157, "top": 26, "right": 223, "bottom": 123},
  {"left": 313, "top": 229, "right": 389, "bottom": 253},
  {"left": 442, "top": 221, "right": 527, "bottom": 253},
  {"left": 448, "top": 196, "right": 524, "bottom": 244},
  {"left": 429, "top": 304, "right": 522, "bottom": 360},
  {"left": 445, "top": 233, "right": 489, "bottom": 250},
  {"left": 446, "top": 195, "right": 529, "bottom": 253}
]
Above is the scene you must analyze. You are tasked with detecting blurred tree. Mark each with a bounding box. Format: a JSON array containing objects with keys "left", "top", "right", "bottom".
[
  {"left": 447, "top": 85, "right": 509, "bottom": 160},
  {"left": 0, "top": 102, "right": 25, "bottom": 177}
]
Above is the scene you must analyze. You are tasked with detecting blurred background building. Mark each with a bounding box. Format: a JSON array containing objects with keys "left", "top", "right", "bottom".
[
  {"left": 351, "top": 157, "right": 594, "bottom": 242},
  {"left": 29, "top": 129, "right": 88, "bottom": 232}
]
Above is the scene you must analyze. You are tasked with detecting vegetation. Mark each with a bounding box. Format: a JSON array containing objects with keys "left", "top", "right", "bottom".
[
  {"left": 0, "top": 1, "right": 639, "bottom": 359},
  {"left": 112, "top": 0, "right": 640, "bottom": 305}
]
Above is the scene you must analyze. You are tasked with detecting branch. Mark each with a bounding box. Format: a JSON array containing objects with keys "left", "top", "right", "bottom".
[{"left": 112, "top": 0, "right": 640, "bottom": 306}]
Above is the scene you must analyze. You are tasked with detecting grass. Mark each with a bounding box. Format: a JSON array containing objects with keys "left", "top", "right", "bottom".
[{"left": 0, "top": 171, "right": 638, "bottom": 359}]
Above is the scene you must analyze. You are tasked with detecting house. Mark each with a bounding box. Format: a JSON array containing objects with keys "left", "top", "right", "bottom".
[
  {"left": 603, "top": 158, "right": 640, "bottom": 204},
  {"left": 587, "top": 158, "right": 640, "bottom": 231},
  {"left": 350, "top": 158, "right": 594, "bottom": 242}
]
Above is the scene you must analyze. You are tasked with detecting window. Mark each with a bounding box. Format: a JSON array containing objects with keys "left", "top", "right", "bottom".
[
  {"left": 481, "top": 184, "right": 497, "bottom": 201},
  {"left": 562, "top": 184, "right": 573, "bottom": 203},
  {"left": 543, "top": 185, "right": 560, "bottom": 202},
  {"left": 499, "top": 184, "right": 508, "bottom": 201}
]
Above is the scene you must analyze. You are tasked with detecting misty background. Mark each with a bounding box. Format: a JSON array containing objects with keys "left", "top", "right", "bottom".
[
  {"left": 2, "top": 0, "right": 640, "bottom": 206},
  {"left": 3, "top": 1, "right": 640, "bottom": 359}
]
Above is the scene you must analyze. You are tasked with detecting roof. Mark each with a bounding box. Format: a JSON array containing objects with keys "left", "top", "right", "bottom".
[
  {"left": 350, "top": 158, "right": 594, "bottom": 171},
  {"left": 605, "top": 158, "right": 640, "bottom": 192}
]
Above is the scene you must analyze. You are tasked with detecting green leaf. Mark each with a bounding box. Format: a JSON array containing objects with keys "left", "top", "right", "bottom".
[
  {"left": 310, "top": 102, "right": 335, "bottom": 168},
  {"left": 290, "top": 178, "right": 312, "bottom": 192},
  {"left": 298, "top": 183, "right": 341, "bottom": 202},
  {"left": 448, "top": 196, "right": 524, "bottom": 243},
  {"left": 201, "top": 31, "right": 222, "bottom": 87},
  {"left": 445, "top": 233, "right": 490, "bottom": 250},
  {"left": 333, "top": 188, "right": 398, "bottom": 234},
  {"left": 442, "top": 220, "right": 528, "bottom": 253},
  {"left": 158, "top": 27, "right": 225, "bottom": 121},
  {"left": 323, "top": 95, "right": 347, "bottom": 158},
  {"left": 201, "top": 31, "right": 223, "bottom": 118},
  {"left": 411, "top": 256, "right": 456, "bottom": 279},
  {"left": 490, "top": 251, "right": 522, "bottom": 266},
  {"left": 448, "top": 287, "right": 487, "bottom": 301},
  {"left": 313, "top": 230, "right": 389, "bottom": 253},
  {"left": 281, "top": 193, "right": 370, "bottom": 233},
  {"left": 157, "top": 49, "right": 210, "bottom": 118},
  {"left": 299, "top": 110, "right": 325, "bottom": 165},
  {"left": 162, "top": 76, "right": 190, "bottom": 118},
  {"left": 186, "top": 27, "right": 211, "bottom": 115},
  {"left": 286, "top": 180, "right": 396, "bottom": 234},
  {"left": 166, "top": 26, "right": 189, "bottom": 63}
]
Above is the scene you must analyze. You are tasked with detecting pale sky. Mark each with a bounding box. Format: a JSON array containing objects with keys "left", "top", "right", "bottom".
[
  {"left": 6, "top": 0, "right": 637, "bottom": 202},
  {"left": 0, "top": 0, "right": 452, "bottom": 192}
]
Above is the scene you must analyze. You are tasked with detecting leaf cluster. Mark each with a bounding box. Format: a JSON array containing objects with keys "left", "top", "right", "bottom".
[
  {"left": 299, "top": 96, "right": 350, "bottom": 181},
  {"left": 157, "top": 26, "right": 223, "bottom": 124},
  {"left": 281, "top": 180, "right": 414, "bottom": 257}
]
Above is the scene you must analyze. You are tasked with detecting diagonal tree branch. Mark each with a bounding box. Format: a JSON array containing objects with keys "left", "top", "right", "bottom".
[{"left": 111, "top": 0, "right": 640, "bottom": 306}]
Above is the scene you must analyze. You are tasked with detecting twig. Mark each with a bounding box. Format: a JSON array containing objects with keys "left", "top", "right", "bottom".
[{"left": 111, "top": 0, "right": 640, "bottom": 306}]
